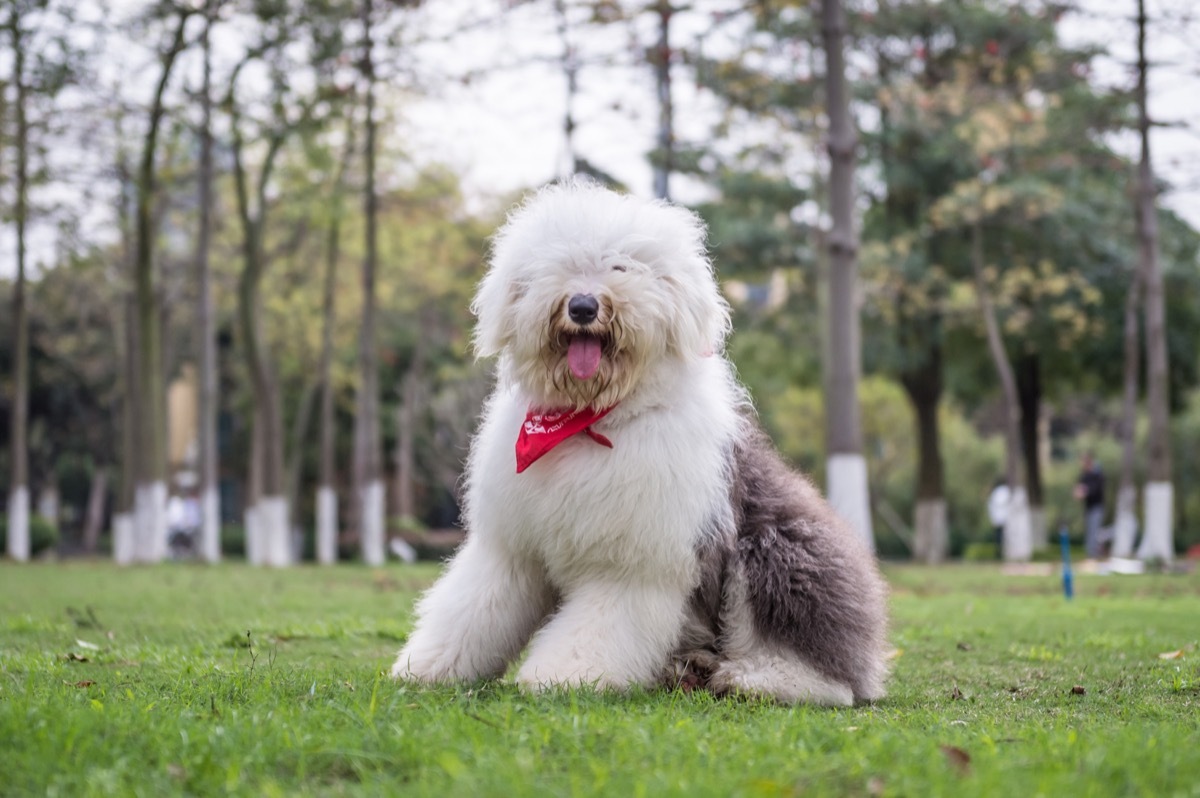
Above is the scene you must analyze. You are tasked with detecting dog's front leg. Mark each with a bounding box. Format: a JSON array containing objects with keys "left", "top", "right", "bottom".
[
  {"left": 391, "top": 536, "right": 552, "bottom": 684},
  {"left": 516, "top": 578, "right": 687, "bottom": 691}
]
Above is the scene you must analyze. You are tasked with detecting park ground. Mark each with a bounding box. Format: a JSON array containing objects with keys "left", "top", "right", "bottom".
[{"left": 0, "top": 562, "right": 1198, "bottom": 797}]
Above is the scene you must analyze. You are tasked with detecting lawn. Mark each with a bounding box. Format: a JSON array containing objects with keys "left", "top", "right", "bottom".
[{"left": 1, "top": 562, "right": 1197, "bottom": 797}]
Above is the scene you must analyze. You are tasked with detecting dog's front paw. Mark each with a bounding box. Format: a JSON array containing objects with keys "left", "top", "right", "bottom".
[
  {"left": 514, "top": 658, "right": 631, "bottom": 693},
  {"left": 390, "top": 641, "right": 459, "bottom": 684}
]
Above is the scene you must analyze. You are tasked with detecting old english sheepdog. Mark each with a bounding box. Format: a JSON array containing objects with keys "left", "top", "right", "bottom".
[{"left": 390, "top": 180, "right": 888, "bottom": 705}]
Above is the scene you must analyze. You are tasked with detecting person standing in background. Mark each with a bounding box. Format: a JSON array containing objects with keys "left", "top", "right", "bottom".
[
  {"left": 987, "top": 478, "right": 1010, "bottom": 556},
  {"left": 1074, "top": 452, "right": 1106, "bottom": 560}
]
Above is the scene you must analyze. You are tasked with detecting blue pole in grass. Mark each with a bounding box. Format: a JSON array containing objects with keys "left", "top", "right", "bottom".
[{"left": 1060, "top": 525, "right": 1074, "bottom": 600}]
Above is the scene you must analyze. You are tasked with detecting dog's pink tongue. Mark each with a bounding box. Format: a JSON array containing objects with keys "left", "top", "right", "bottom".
[{"left": 568, "top": 336, "right": 602, "bottom": 380}]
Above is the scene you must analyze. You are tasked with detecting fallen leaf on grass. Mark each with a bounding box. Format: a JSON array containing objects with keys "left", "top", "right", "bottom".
[
  {"left": 1158, "top": 650, "right": 1185, "bottom": 660},
  {"left": 950, "top": 685, "right": 965, "bottom": 700},
  {"left": 62, "top": 653, "right": 90, "bottom": 663},
  {"left": 940, "top": 745, "right": 972, "bottom": 775},
  {"left": 1070, "top": 685, "right": 1087, "bottom": 695},
  {"left": 956, "top": 642, "right": 973, "bottom": 652},
  {"left": 72, "top": 680, "right": 96, "bottom": 688}
]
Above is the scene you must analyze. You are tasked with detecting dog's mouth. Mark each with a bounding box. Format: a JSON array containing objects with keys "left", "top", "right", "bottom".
[{"left": 566, "top": 334, "right": 605, "bottom": 380}]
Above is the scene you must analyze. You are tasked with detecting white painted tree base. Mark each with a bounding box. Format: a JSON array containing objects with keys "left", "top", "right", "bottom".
[
  {"left": 112, "top": 512, "right": 135, "bottom": 565},
  {"left": 1029, "top": 506, "right": 1047, "bottom": 552},
  {"left": 316, "top": 486, "right": 338, "bottom": 565},
  {"left": 1137, "top": 481, "right": 1174, "bottom": 563},
  {"left": 6, "top": 486, "right": 30, "bottom": 562},
  {"left": 1112, "top": 484, "right": 1139, "bottom": 559},
  {"left": 200, "top": 486, "right": 221, "bottom": 564},
  {"left": 913, "top": 498, "right": 947, "bottom": 564},
  {"left": 258, "top": 495, "right": 291, "bottom": 567},
  {"left": 361, "top": 479, "right": 386, "bottom": 566},
  {"left": 1003, "top": 487, "right": 1033, "bottom": 562},
  {"left": 134, "top": 481, "right": 167, "bottom": 563},
  {"left": 245, "top": 504, "right": 262, "bottom": 566},
  {"left": 826, "top": 454, "right": 875, "bottom": 553}
]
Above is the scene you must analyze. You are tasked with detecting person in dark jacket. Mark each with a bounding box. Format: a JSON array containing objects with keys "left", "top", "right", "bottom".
[{"left": 1074, "top": 452, "right": 1106, "bottom": 559}]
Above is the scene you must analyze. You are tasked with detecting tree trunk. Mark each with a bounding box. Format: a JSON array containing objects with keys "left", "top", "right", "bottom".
[
  {"left": 111, "top": 128, "right": 139, "bottom": 565},
  {"left": 316, "top": 237, "right": 339, "bottom": 564},
  {"left": 554, "top": 0, "right": 579, "bottom": 178},
  {"left": 1016, "top": 354, "right": 1047, "bottom": 550},
  {"left": 394, "top": 366, "right": 420, "bottom": 524},
  {"left": 286, "top": 379, "right": 318, "bottom": 539},
  {"left": 237, "top": 261, "right": 289, "bottom": 566},
  {"left": 1113, "top": 256, "right": 1143, "bottom": 558},
  {"left": 242, "top": 408, "right": 261, "bottom": 564},
  {"left": 356, "top": 0, "right": 386, "bottom": 566},
  {"left": 820, "top": 0, "right": 873, "bottom": 550},
  {"left": 196, "top": 2, "right": 221, "bottom": 563},
  {"left": 133, "top": 12, "right": 190, "bottom": 563},
  {"left": 82, "top": 468, "right": 108, "bottom": 554},
  {"left": 228, "top": 66, "right": 292, "bottom": 566},
  {"left": 6, "top": 8, "right": 31, "bottom": 562},
  {"left": 971, "top": 219, "right": 1031, "bottom": 561},
  {"left": 315, "top": 115, "right": 356, "bottom": 565},
  {"left": 651, "top": 0, "right": 674, "bottom": 200},
  {"left": 899, "top": 340, "right": 946, "bottom": 563},
  {"left": 115, "top": 290, "right": 140, "bottom": 565},
  {"left": 1134, "top": 0, "right": 1173, "bottom": 563},
  {"left": 316, "top": 173, "right": 350, "bottom": 565}
]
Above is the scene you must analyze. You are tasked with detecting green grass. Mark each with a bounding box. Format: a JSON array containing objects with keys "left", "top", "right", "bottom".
[{"left": 1, "top": 563, "right": 1198, "bottom": 797}]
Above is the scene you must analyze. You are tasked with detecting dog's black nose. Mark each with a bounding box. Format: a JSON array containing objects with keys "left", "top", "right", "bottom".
[{"left": 568, "top": 293, "right": 599, "bottom": 325}]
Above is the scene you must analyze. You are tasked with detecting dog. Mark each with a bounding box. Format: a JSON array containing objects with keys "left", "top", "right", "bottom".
[{"left": 390, "top": 179, "right": 888, "bottom": 705}]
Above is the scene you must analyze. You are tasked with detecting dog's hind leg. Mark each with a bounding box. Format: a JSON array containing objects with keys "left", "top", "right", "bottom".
[
  {"left": 708, "top": 563, "right": 855, "bottom": 706},
  {"left": 516, "top": 578, "right": 689, "bottom": 691},
  {"left": 391, "top": 535, "right": 553, "bottom": 683}
]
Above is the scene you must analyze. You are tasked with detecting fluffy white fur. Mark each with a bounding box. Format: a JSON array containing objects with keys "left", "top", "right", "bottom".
[{"left": 391, "top": 180, "right": 886, "bottom": 703}]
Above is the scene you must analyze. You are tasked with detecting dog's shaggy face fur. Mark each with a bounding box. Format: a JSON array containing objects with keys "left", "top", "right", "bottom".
[
  {"left": 392, "top": 179, "right": 889, "bottom": 706},
  {"left": 472, "top": 184, "right": 730, "bottom": 410}
]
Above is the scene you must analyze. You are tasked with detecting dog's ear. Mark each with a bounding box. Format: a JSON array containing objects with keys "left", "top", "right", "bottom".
[
  {"left": 654, "top": 206, "right": 732, "bottom": 359},
  {"left": 470, "top": 266, "right": 519, "bottom": 358},
  {"left": 663, "top": 265, "right": 732, "bottom": 359}
]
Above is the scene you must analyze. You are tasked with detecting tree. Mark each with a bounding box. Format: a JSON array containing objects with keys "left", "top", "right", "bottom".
[
  {"left": 1113, "top": 246, "right": 1142, "bottom": 557},
  {"left": 1134, "top": 0, "right": 1173, "bottom": 562},
  {"left": 820, "top": 0, "right": 874, "bottom": 550},
  {"left": 132, "top": 4, "right": 193, "bottom": 562},
  {"left": 227, "top": 66, "right": 297, "bottom": 567},
  {"left": 5, "top": 0, "right": 86, "bottom": 561},
  {"left": 6, "top": 4, "right": 33, "bottom": 562},
  {"left": 222, "top": 0, "right": 350, "bottom": 565},
  {"left": 649, "top": 0, "right": 675, "bottom": 200},
  {"left": 316, "top": 121, "right": 356, "bottom": 565},
  {"left": 355, "top": 0, "right": 385, "bottom": 566},
  {"left": 969, "top": 210, "right": 1031, "bottom": 560},
  {"left": 195, "top": 0, "right": 220, "bottom": 563}
]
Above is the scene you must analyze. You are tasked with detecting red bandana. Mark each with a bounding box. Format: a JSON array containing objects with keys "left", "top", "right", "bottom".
[{"left": 515, "top": 405, "right": 616, "bottom": 473}]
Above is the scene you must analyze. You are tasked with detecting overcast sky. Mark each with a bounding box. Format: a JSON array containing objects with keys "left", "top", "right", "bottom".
[
  {"left": 2, "top": 0, "right": 1198, "bottom": 278},
  {"left": 403, "top": 0, "right": 1200, "bottom": 225}
]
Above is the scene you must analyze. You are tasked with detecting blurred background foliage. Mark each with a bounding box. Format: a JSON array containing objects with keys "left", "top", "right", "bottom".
[{"left": 1, "top": 0, "right": 1199, "bottom": 559}]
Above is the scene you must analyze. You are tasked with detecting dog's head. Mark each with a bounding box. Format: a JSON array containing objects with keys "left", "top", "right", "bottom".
[{"left": 472, "top": 179, "right": 731, "bottom": 409}]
